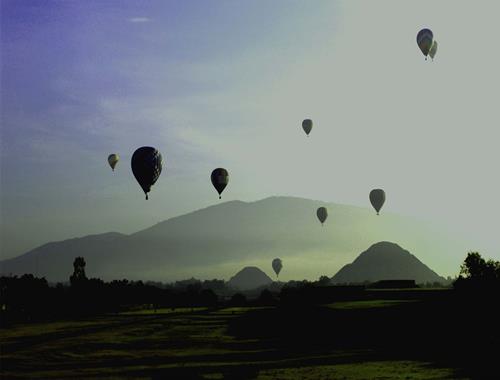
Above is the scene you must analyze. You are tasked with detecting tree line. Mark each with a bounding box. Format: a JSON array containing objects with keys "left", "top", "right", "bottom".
[{"left": 1, "top": 252, "right": 498, "bottom": 326}]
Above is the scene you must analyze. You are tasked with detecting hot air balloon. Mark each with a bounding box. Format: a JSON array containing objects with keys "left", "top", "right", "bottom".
[
  {"left": 429, "top": 40, "right": 438, "bottom": 61},
  {"left": 211, "top": 168, "right": 229, "bottom": 199},
  {"left": 108, "top": 154, "right": 119, "bottom": 171},
  {"left": 316, "top": 207, "right": 328, "bottom": 226},
  {"left": 417, "top": 28, "right": 434, "bottom": 59},
  {"left": 131, "top": 147, "right": 162, "bottom": 200},
  {"left": 302, "top": 119, "right": 313, "bottom": 136},
  {"left": 272, "top": 258, "right": 282, "bottom": 278},
  {"left": 369, "top": 189, "right": 386, "bottom": 215}
]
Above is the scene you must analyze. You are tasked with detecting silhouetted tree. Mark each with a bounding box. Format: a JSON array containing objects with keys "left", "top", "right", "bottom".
[
  {"left": 459, "top": 252, "right": 500, "bottom": 281},
  {"left": 460, "top": 252, "right": 485, "bottom": 279},
  {"left": 455, "top": 252, "right": 500, "bottom": 292},
  {"left": 317, "top": 275, "right": 331, "bottom": 286},
  {"left": 70, "top": 257, "right": 87, "bottom": 286}
]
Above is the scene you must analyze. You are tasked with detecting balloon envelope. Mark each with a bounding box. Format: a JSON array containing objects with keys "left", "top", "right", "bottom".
[
  {"left": 108, "top": 154, "right": 119, "bottom": 171},
  {"left": 211, "top": 168, "right": 229, "bottom": 199},
  {"left": 302, "top": 119, "right": 313, "bottom": 136},
  {"left": 416, "top": 28, "right": 434, "bottom": 57},
  {"left": 429, "top": 40, "right": 438, "bottom": 60},
  {"left": 131, "top": 147, "right": 163, "bottom": 200},
  {"left": 369, "top": 189, "right": 386, "bottom": 215},
  {"left": 316, "top": 207, "right": 328, "bottom": 225},
  {"left": 272, "top": 258, "right": 283, "bottom": 277}
]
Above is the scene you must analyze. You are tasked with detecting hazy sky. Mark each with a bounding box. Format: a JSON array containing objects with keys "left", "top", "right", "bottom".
[{"left": 1, "top": 0, "right": 499, "bottom": 261}]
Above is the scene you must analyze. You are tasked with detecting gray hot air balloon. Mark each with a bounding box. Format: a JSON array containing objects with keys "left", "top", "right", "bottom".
[
  {"left": 131, "top": 147, "right": 163, "bottom": 200},
  {"left": 302, "top": 119, "right": 313, "bottom": 136},
  {"left": 369, "top": 189, "right": 386, "bottom": 215},
  {"left": 417, "top": 28, "right": 434, "bottom": 59},
  {"left": 429, "top": 40, "right": 438, "bottom": 60},
  {"left": 108, "top": 154, "right": 119, "bottom": 171},
  {"left": 316, "top": 207, "right": 328, "bottom": 226},
  {"left": 211, "top": 168, "right": 229, "bottom": 199},
  {"left": 272, "top": 258, "right": 283, "bottom": 278}
]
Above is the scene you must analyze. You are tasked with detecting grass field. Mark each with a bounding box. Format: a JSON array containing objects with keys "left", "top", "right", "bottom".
[{"left": 0, "top": 302, "right": 469, "bottom": 379}]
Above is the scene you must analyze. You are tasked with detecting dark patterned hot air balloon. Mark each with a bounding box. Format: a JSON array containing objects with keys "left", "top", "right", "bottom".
[
  {"left": 302, "top": 119, "right": 313, "bottom": 136},
  {"left": 417, "top": 28, "right": 434, "bottom": 59},
  {"left": 108, "top": 154, "right": 119, "bottom": 171},
  {"left": 272, "top": 258, "right": 283, "bottom": 278},
  {"left": 369, "top": 189, "right": 386, "bottom": 215},
  {"left": 131, "top": 147, "right": 162, "bottom": 200},
  {"left": 211, "top": 168, "right": 229, "bottom": 199},
  {"left": 316, "top": 207, "right": 328, "bottom": 226}
]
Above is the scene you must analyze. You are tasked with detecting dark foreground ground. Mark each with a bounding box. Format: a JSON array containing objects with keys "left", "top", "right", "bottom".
[{"left": 1, "top": 289, "right": 498, "bottom": 379}]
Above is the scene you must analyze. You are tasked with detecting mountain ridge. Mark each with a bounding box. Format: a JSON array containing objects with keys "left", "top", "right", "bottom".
[{"left": 0, "top": 196, "right": 466, "bottom": 281}]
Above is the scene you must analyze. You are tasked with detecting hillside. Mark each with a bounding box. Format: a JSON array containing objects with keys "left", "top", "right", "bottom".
[
  {"left": 0, "top": 197, "right": 466, "bottom": 282},
  {"left": 331, "top": 242, "right": 446, "bottom": 284}
]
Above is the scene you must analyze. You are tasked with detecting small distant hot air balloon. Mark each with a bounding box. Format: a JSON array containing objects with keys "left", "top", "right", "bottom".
[
  {"left": 272, "top": 258, "right": 283, "bottom": 279},
  {"left": 417, "top": 28, "right": 434, "bottom": 59},
  {"left": 429, "top": 40, "right": 438, "bottom": 61},
  {"left": 131, "top": 147, "right": 163, "bottom": 200},
  {"left": 211, "top": 168, "right": 229, "bottom": 199},
  {"left": 108, "top": 154, "right": 119, "bottom": 171},
  {"left": 369, "top": 189, "right": 386, "bottom": 215},
  {"left": 302, "top": 119, "right": 313, "bottom": 136},
  {"left": 316, "top": 207, "right": 328, "bottom": 226}
]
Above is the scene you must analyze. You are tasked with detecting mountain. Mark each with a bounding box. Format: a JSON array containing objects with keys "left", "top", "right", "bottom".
[
  {"left": 228, "top": 266, "right": 273, "bottom": 290},
  {"left": 0, "top": 196, "right": 467, "bottom": 282},
  {"left": 331, "top": 242, "right": 446, "bottom": 284}
]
